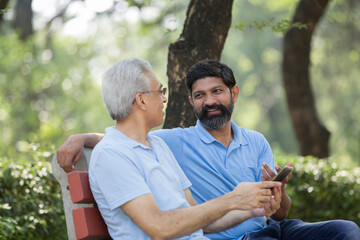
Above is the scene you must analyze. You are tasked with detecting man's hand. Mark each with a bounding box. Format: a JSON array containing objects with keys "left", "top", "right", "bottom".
[
  {"left": 263, "top": 186, "right": 282, "bottom": 217},
  {"left": 261, "top": 162, "right": 293, "bottom": 221},
  {"left": 56, "top": 134, "right": 86, "bottom": 172},
  {"left": 229, "top": 181, "right": 282, "bottom": 210},
  {"left": 250, "top": 208, "right": 266, "bottom": 217},
  {"left": 261, "top": 162, "right": 294, "bottom": 184}
]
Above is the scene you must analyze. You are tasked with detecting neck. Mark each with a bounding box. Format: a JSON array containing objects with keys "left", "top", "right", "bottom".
[
  {"left": 114, "top": 113, "right": 151, "bottom": 147},
  {"left": 203, "top": 121, "right": 233, "bottom": 149}
]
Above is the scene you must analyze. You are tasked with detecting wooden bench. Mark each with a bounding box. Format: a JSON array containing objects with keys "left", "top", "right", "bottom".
[
  {"left": 52, "top": 148, "right": 111, "bottom": 240},
  {"left": 68, "top": 171, "right": 111, "bottom": 240}
]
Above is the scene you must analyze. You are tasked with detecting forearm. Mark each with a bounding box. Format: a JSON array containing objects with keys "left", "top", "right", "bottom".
[
  {"left": 271, "top": 187, "right": 291, "bottom": 221},
  {"left": 203, "top": 210, "right": 257, "bottom": 234},
  {"left": 124, "top": 182, "right": 280, "bottom": 239},
  {"left": 149, "top": 184, "right": 274, "bottom": 238},
  {"left": 82, "top": 133, "right": 105, "bottom": 148},
  {"left": 56, "top": 133, "right": 104, "bottom": 172},
  {"left": 158, "top": 194, "right": 236, "bottom": 238},
  {"left": 126, "top": 193, "right": 236, "bottom": 239}
]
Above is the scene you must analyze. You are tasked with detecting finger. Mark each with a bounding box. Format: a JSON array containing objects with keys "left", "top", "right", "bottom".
[
  {"left": 61, "top": 151, "right": 76, "bottom": 173},
  {"left": 283, "top": 172, "right": 292, "bottom": 184},
  {"left": 74, "top": 150, "right": 83, "bottom": 165},
  {"left": 262, "top": 162, "right": 276, "bottom": 178},
  {"left": 57, "top": 150, "right": 70, "bottom": 172},
  {"left": 263, "top": 203, "right": 272, "bottom": 216},
  {"left": 251, "top": 208, "right": 266, "bottom": 217},
  {"left": 258, "top": 181, "right": 282, "bottom": 189},
  {"left": 260, "top": 196, "right": 271, "bottom": 203},
  {"left": 269, "top": 198, "right": 277, "bottom": 214},
  {"left": 261, "top": 167, "right": 271, "bottom": 181},
  {"left": 70, "top": 150, "right": 84, "bottom": 171},
  {"left": 286, "top": 162, "right": 294, "bottom": 167},
  {"left": 262, "top": 189, "right": 272, "bottom": 197},
  {"left": 56, "top": 150, "right": 62, "bottom": 166},
  {"left": 273, "top": 186, "right": 281, "bottom": 200}
]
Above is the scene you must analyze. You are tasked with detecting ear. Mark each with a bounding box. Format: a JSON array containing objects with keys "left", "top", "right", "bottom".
[
  {"left": 134, "top": 93, "right": 147, "bottom": 110},
  {"left": 188, "top": 95, "right": 194, "bottom": 106},
  {"left": 231, "top": 85, "right": 239, "bottom": 103}
]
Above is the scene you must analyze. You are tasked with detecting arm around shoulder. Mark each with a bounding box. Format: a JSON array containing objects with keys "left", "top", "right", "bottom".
[{"left": 56, "top": 133, "right": 104, "bottom": 172}]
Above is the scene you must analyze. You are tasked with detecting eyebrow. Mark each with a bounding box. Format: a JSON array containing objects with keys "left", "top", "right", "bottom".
[{"left": 192, "top": 85, "right": 225, "bottom": 94}]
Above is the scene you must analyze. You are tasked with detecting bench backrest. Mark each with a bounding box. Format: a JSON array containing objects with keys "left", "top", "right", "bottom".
[
  {"left": 52, "top": 148, "right": 111, "bottom": 240},
  {"left": 68, "top": 171, "right": 110, "bottom": 239}
]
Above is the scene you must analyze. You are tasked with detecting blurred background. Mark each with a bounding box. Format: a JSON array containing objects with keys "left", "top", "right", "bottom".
[
  {"left": 0, "top": 0, "right": 359, "bottom": 238},
  {"left": 0, "top": 0, "right": 359, "bottom": 166}
]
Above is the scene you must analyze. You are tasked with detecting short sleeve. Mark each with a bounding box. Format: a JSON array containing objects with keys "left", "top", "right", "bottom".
[
  {"left": 259, "top": 134, "right": 275, "bottom": 170},
  {"left": 91, "top": 147, "right": 151, "bottom": 211},
  {"left": 258, "top": 134, "right": 275, "bottom": 180}
]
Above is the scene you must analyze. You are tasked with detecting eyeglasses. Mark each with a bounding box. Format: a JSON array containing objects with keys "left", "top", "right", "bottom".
[{"left": 141, "top": 87, "right": 167, "bottom": 97}]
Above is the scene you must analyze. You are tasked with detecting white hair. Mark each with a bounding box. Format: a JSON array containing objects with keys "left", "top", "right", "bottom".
[{"left": 102, "top": 58, "right": 152, "bottom": 120}]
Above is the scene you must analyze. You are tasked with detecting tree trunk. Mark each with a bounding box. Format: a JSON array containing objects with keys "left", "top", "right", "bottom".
[
  {"left": 282, "top": 0, "right": 330, "bottom": 158},
  {"left": 13, "top": 0, "right": 33, "bottom": 40},
  {"left": 163, "top": 0, "right": 234, "bottom": 129},
  {"left": 0, "top": 0, "right": 10, "bottom": 23}
]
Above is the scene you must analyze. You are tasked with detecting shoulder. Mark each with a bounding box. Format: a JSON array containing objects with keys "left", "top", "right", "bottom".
[
  {"left": 241, "top": 127, "right": 266, "bottom": 140},
  {"left": 91, "top": 136, "right": 135, "bottom": 168},
  {"left": 95, "top": 134, "right": 132, "bottom": 153},
  {"left": 147, "top": 134, "right": 169, "bottom": 148},
  {"left": 150, "top": 127, "right": 183, "bottom": 137},
  {"left": 150, "top": 127, "right": 192, "bottom": 143},
  {"left": 148, "top": 133, "right": 179, "bottom": 158},
  {"left": 232, "top": 123, "right": 269, "bottom": 146}
]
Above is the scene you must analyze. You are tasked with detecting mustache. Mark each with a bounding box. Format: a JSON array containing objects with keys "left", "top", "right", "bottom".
[{"left": 200, "top": 104, "right": 227, "bottom": 116}]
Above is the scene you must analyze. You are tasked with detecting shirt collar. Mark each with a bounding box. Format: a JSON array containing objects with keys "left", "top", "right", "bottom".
[
  {"left": 194, "top": 120, "right": 216, "bottom": 144},
  {"left": 194, "top": 120, "right": 248, "bottom": 146},
  {"left": 105, "top": 126, "right": 152, "bottom": 150},
  {"left": 230, "top": 121, "right": 248, "bottom": 146}
]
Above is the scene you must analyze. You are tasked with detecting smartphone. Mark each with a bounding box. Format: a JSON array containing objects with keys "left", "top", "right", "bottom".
[{"left": 272, "top": 166, "right": 293, "bottom": 182}]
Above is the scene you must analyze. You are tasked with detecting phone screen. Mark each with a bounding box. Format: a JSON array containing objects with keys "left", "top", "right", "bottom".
[{"left": 272, "top": 166, "right": 293, "bottom": 182}]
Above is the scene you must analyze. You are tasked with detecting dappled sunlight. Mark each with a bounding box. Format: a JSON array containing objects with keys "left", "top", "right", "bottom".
[{"left": 1, "top": 1, "right": 360, "bottom": 238}]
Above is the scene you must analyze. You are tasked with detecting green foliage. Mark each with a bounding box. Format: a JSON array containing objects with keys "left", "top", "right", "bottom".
[
  {"left": 275, "top": 153, "right": 360, "bottom": 225},
  {"left": 0, "top": 33, "right": 113, "bottom": 161},
  {"left": 233, "top": 17, "right": 307, "bottom": 35},
  {"left": 0, "top": 7, "right": 11, "bottom": 14},
  {"left": 1, "top": 151, "right": 359, "bottom": 240},
  {"left": 0, "top": 154, "right": 66, "bottom": 239},
  {"left": 310, "top": 0, "right": 360, "bottom": 163},
  {"left": 225, "top": 0, "right": 360, "bottom": 163}
]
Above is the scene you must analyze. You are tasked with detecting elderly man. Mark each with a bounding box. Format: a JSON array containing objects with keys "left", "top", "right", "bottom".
[
  {"left": 87, "top": 58, "right": 281, "bottom": 239},
  {"left": 58, "top": 59, "right": 360, "bottom": 239}
]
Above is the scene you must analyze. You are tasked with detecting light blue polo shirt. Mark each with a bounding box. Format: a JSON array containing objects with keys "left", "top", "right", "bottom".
[
  {"left": 151, "top": 120, "right": 275, "bottom": 240},
  {"left": 89, "top": 127, "right": 208, "bottom": 240}
]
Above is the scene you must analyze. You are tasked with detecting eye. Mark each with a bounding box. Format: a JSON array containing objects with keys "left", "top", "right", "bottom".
[
  {"left": 213, "top": 89, "right": 223, "bottom": 94},
  {"left": 193, "top": 93, "right": 204, "bottom": 99}
]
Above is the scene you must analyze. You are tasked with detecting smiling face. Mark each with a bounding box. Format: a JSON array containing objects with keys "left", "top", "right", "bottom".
[{"left": 189, "top": 76, "right": 239, "bottom": 130}]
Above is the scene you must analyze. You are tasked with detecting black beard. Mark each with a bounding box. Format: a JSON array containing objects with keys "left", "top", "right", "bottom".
[{"left": 195, "top": 102, "right": 233, "bottom": 130}]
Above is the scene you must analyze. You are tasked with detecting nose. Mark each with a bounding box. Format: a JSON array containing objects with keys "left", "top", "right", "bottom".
[
  {"left": 162, "top": 94, "right": 167, "bottom": 103},
  {"left": 203, "top": 95, "right": 217, "bottom": 106}
]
